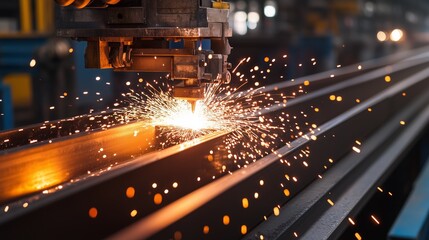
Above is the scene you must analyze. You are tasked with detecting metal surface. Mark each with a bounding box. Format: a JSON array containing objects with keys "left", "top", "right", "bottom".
[
  {"left": 247, "top": 77, "right": 429, "bottom": 240},
  {"left": 0, "top": 120, "right": 156, "bottom": 204},
  {"left": 2, "top": 48, "right": 429, "bottom": 238},
  {"left": 301, "top": 96, "right": 429, "bottom": 240}
]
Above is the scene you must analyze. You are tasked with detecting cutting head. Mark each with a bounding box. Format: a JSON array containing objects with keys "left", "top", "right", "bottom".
[{"left": 56, "top": 0, "right": 232, "bottom": 109}]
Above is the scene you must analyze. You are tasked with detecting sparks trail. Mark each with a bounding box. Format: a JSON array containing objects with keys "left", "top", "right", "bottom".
[
  {"left": 114, "top": 53, "right": 316, "bottom": 168},
  {"left": 232, "top": 57, "right": 249, "bottom": 73},
  {"left": 114, "top": 80, "right": 287, "bottom": 151}
]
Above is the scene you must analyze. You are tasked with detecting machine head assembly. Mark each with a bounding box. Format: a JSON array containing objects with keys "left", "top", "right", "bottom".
[{"left": 56, "top": 0, "right": 232, "bottom": 111}]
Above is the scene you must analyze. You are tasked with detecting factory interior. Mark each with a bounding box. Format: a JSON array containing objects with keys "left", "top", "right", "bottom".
[{"left": 1, "top": 0, "right": 429, "bottom": 239}]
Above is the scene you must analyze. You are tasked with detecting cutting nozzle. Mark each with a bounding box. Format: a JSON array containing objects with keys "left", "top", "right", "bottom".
[
  {"left": 188, "top": 100, "right": 197, "bottom": 113},
  {"left": 173, "top": 85, "right": 205, "bottom": 113}
]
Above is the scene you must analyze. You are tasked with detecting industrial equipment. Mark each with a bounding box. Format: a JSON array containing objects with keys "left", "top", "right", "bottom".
[
  {"left": 2, "top": 47, "right": 429, "bottom": 239},
  {"left": 55, "top": 0, "right": 232, "bottom": 112}
]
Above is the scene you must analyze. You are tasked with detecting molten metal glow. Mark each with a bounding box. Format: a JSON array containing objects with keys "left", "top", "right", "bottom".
[
  {"left": 116, "top": 82, "right": 280, "bottom": 148},
  {"left": 151, "top": 100, "right": 213, "bottom": 131}
]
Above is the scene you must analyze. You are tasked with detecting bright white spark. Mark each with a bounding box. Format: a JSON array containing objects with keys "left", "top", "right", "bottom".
[{"left": 115, "top": 82, "right": 280, "bottom": 148}]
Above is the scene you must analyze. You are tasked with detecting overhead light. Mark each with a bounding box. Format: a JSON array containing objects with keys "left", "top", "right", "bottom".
[
  {"left": 376, "top": 31, "right": 387, "bottom": 42},
  {"left": 264, "top": 0, "right": 277, "bottom": 18},
  {"left": 390, "top": 29, "right": 404, "bottom": 42},
  {"left": 234, "top": 11, "right": 248, "bottom": 35},
  {"left": 247, "top": 12, "right": 260, "bottom": 30}
]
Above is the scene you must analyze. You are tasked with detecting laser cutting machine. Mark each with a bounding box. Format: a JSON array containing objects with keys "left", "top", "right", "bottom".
[{"left": 55, "top": 0, "right": 232, "bottom": 112}]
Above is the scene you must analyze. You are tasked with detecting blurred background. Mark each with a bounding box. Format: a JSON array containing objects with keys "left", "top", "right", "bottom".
[{"left": 0, "top": 0, "right": 429, "bottom": 129}]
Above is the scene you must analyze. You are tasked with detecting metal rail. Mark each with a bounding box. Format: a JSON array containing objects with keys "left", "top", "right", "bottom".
[
  {"left": 1, "top": 48, "right": 429, "bottom": 239},
  {"left": 115, "top": 59, "right": 429, "bottom": 240},
  {"left": 247, "top": 75, "right": 429, "bottom": 240}
]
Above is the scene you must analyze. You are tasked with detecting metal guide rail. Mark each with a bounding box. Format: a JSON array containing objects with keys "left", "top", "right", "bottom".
[
  {"left": 245, "top": 68, "right": 429, "bottom": 240},
  {"left": 1, "top": 48, "right": 429, "bottom": 239},
  {"left": 115, "top": 57, "right": 429, "bottom": 240}
]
